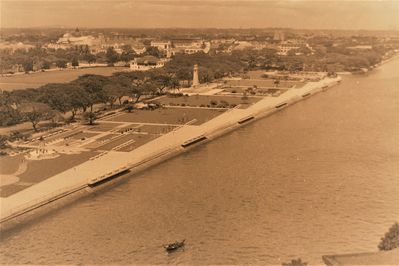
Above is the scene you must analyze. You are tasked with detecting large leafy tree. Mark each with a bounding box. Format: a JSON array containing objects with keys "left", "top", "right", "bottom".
[
  {"left": 144, "top": 46, "right": 161, "bottom": 58},
  {"left": 71, "top": 57, "right": 79, "bottom": 67},
  {"left": 22, "top": 60, "right": 34, "bottom": 72},
  {"left": 18, "top": 102, "right": 53, "bottom": 131},
  {"left": 72, "top": 75, "right": 110, "bottom": 125},
  {"left": 120, "top": 45, "right": 136, "bottom": 63},
  {"left": 131, "top": 77, "right": 156, "bottom": 103},
  {"left": 73, "top": 74, "right": 110, "bottom": 111},
  {"left": 379, "top": 222, "right": 399, "bottom": 251},
  {"left": 56, "top": 59, "right": 68, "bottom": 68},
  {"left": 38, "top": 83, "right": 72, "bottom": 114},
  {"left": 82, "top": 111, "right": 97, "bottom": 125},
  {"left": 0, "top": 91, "right": 22, "bottom": 126},
  {"left": 82, "top": 53, "right": 96, "bottom": 64},
  {"left": 150, "top": 70, "right": 173, "bottom": 94},
  {"left": 102, "top": 84, "right": 124, "bottom": 108},
  {"left": 106, "top": 47, "right": 119, "bottom": 65},
  {"left": 66, "top": 85, "right": 91, "bottom": 119}
]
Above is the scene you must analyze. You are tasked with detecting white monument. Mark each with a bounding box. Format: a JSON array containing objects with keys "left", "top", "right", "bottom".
[{"left": 192, "top": 64, "right": 200, "bottom": 87}]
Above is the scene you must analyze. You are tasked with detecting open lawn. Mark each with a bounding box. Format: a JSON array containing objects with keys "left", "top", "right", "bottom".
[
  {"left": 153, "top": 95, "right": 261, "bottom": 108},
  {"left": 68, "top": 132, "right": 99, "bottom": 140},
  {"left": 0, "top": 154, "right": 25, "bottom": 175},
  {"left": 0, "top": 151, "right": 99, "bottom": 197},
  {"left": 224, "top": 79, "right": 306, "bottom": 88},
  {"left": 118, "top": 134, "right": 158, "bottom": 152},
  {"left": 138, "top": 124, "right": 177, "bottom": 134},
  {"left": 95, "top": 133, "right": 120, "bottom": 143},
  {"left": 85, "top": 122, "right": 122, "bottom": 132},
  {"left": 0, "top": 67, "right": 128, "bottom": 91},
  {"left": 222, "top": 86, "right": 288, "bottom": 96},
  {"left": 105, "top": 108, "right": 226, "bottom": 125},
  {"left": 95, "top": 134, "right": 138, "bottom": 151},
  {"left": 84, "top": 124, "right": 172, "bottom": 151}
]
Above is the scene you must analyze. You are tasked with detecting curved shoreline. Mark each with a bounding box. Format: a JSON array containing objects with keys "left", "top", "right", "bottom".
[{"left": 0, "top": 76, "right": 341, "bottom": 224}]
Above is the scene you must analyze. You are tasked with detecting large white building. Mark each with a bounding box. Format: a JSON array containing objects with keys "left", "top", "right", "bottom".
[{"left": 47, "top": 32, "right": 147, "bottom": 55}]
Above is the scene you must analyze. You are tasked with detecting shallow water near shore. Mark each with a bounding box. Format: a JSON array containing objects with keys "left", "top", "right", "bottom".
[{"left": 1, "top": 59, "right": 399, "bottom": 264}]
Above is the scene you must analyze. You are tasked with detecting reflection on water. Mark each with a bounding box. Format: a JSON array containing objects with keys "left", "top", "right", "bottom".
[{"left": 1, "top": 59, "right": 399, "bottom": 264}]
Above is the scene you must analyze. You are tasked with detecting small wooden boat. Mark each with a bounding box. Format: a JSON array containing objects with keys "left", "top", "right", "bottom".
[{"left": 164, "top": 240, "right": 185, "bottom": 252}]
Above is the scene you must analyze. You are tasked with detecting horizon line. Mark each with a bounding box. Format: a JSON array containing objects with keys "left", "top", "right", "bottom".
[{"left": 1, "top": 26, "right": 398, "bottom": 32}]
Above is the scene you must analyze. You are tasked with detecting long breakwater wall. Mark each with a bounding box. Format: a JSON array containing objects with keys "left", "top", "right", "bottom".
[{"left": 0, "top": 77, "right": 341, "bottom": 224}]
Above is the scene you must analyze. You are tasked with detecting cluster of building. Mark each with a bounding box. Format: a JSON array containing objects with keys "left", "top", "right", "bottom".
[
  {"left": 44, "top": 31, "right": 213, "bottom": 71},
  {"left": 150, "top": 38, "right": 211, "bottom": 57},
  {"left": 209, "top": 31, "right": 314, "bottom": 56},
  {"left": 2, "top": 29, "right": 313, "bottom": 59},
  {"left": 46, "top": 32, "right": 147, "bottom": 55},
  {"left": 47, "top": 30, "right": 212, "bottom": 59},
  {"left": 0, "top": 42, "right": 35, "bottom": 52},
  {"left": 126, "top": 38, "right": 209, "bottom": 71}
]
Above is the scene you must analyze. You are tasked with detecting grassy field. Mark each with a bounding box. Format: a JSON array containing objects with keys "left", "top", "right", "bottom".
[
  {"left": 222, "top": 86, "right": 288, "bottom": 96},
  {"left": 106, "top": 108, "right": 226, "bottom": 125},
  {"left": 95, "top": 134, "right": 137, "bottom": 151},
  {"left": 0, "top": 154, "right": 24, "bottom": 175},
  {"left": 118, "top": 134, "right": 158, "bottom": 152},
  {"left": 224, "top": 79, "right": 305, "bottom": 88},
  {"left": 153, "top": 95, "right": 261, "bottom": 107},
  {"left": 83, "top": 124, "right": 173, "bottom": 151},
  {"left": 0, "top": 151, "right": 99, "bottom": 197},
  {"left": 138, "top": 124, "right": 177, "bottom": 134},
  {"left": 86, "top": 122, "right": 122, "bottom": 132},
  {"left": 0, "top": 67, "right": 128, "bottom": 91}
]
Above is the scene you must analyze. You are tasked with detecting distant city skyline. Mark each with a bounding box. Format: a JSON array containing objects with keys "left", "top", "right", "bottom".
[{"left": 1, "top": 0, "right": 399, "bottom": 30}]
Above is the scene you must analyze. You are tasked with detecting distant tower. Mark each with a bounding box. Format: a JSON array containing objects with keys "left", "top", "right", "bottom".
[
  {"left": 273, "top": 31, "right": 280, "bottom": 41},
  {"left": 192, "top": 64, "right": 199, "bottom": 87},
  {"left": 273, "top": 31, "right": 285, "bottom": 42}
]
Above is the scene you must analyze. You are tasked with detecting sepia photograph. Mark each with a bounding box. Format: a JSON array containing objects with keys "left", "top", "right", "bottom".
[{"left": 0, "top": 0, "right": 398, "bottom": 265}]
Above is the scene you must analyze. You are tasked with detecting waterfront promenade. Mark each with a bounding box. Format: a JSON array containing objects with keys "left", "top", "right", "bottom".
[{"left": 0, "top": 76, "right": 341, "bottom": 223}]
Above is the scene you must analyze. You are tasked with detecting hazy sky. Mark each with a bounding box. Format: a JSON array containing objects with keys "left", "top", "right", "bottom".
[{"left": 1, "top": 0, "right": 399, "bottom": 30}]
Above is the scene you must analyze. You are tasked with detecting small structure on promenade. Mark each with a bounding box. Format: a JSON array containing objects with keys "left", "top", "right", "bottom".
[
  {"left": 26, "top": 147, "right": 59, "bottom": 160},
  {"left": 25, "top": 141, "right": 59, "bottom": 160}
]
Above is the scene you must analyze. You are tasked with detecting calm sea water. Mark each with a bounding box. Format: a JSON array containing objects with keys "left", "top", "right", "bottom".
[{"left": 1, "top": 59, "right": 399, "bottom": 265}]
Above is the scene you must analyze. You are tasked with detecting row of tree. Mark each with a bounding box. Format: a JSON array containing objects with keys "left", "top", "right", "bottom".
[
  {"left": 1, "top": 50, "right": 247, "bottom": 131},
  {"left": 0, "top": 69, "right": 181, "bottom": 130}
]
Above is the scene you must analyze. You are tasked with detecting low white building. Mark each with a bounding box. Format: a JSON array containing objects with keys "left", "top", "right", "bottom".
[
  {"left": 277, "top": 39, "right": 312, "bottom": 56},
  {"left": 129, "top": 56, "right": 168, "bottom": 71},
  {"left": 184, "top": 42, "right": 211, "bottom": 54},
  {"left": 171, "top": 39, "right": 210, "bottom": 55},
  {"left": 277, "top": 43, "right": 300, "bottom": 55}
]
